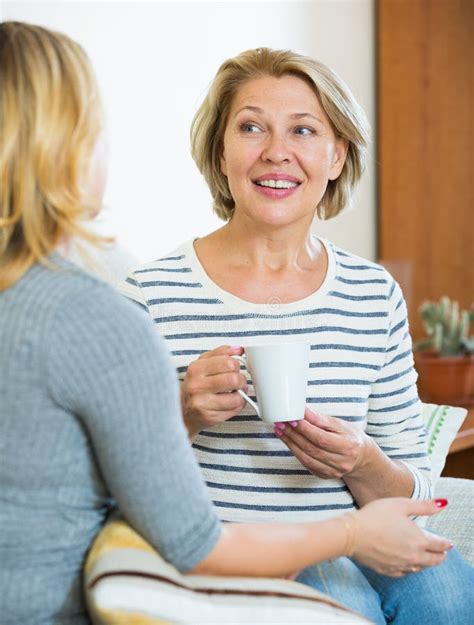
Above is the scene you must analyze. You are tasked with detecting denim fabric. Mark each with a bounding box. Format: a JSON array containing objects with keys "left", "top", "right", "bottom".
[{"left": 295, "top": 547, "right": 474, "bottom": 624}]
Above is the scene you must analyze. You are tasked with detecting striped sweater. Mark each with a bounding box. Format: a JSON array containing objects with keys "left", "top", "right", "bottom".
[{"left": 120, "top": 237, "right": 432, "bottom": 523}]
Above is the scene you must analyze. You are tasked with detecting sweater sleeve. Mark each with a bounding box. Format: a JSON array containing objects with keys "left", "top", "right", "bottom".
[
  {"left": 45, "top": 279, "right": 220, "bottom": 572},
  {"left": 365, "top": 280, "right": 433, "bottom": 501}
]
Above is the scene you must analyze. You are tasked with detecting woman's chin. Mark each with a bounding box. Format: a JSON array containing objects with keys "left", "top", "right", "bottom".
[{"left": 236, "top": 205, "right": 314, "bottom": 231}]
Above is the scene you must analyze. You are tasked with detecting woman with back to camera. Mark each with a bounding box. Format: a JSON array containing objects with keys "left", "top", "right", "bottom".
[
  {"left": 0, "top": 22, "right": 461, "bottom": 625},
  {"left": 121, "top": 48, "right": 474, "bottom": 623}
]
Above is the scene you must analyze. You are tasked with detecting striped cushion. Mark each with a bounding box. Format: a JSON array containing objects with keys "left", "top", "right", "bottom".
[
  {"left": 84, "top": 518, "right": 370, "bottom": 624},
  {"left": 85, "top": 403, "right": 465, "bottom": 624}
]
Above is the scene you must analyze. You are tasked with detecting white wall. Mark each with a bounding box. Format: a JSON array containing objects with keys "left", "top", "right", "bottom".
[{"left": 3, "top": 1, "right": 375, "bottom": 263}]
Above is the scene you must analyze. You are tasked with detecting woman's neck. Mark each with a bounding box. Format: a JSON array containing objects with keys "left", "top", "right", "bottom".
[
  {"left": 193, "top": 218, "right": 328, "bottom": 304},
  {"left": 198, "top": 217, "right": 322, "bottom": 274}
]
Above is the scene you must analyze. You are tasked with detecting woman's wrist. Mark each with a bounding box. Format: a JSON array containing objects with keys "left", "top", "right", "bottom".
[
  {"left": 350, "top": 434, "right": 377, "bottom": 477},
  {"left": 340, "top": 512, "right": 359, "bottom": 558},
  {"left": 180, "top": 387, "right": 201, "bottom": 440},
  {"left": 183, "top": 413, "right": 201, "bottom": 441}
]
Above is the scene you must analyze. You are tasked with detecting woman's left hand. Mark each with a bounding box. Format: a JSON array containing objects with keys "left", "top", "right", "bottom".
[{"left": 274, "top": 406, "right": 371, "bottom": 479}]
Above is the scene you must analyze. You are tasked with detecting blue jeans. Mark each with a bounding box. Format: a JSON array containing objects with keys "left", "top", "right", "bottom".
[{"left": 295, "top": 547, "right": 474, "bottom": 624}]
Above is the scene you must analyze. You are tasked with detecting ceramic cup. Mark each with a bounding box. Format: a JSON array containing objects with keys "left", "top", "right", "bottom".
[{"left": 232, "top": 342, "right": 310, "bottom": 424}]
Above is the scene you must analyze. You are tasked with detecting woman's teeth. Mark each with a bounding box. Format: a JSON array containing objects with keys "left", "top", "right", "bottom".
[{"left": 255, "top": 179, "right": 298, "bottom": 189}]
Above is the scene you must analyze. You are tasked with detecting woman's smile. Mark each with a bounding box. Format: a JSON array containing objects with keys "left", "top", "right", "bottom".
[{"left": 253, "top": 172, "right": 302, "bottom": 199}]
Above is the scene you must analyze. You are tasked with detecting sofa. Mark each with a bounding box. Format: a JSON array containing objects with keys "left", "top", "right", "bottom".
[{"left": 85, "top": 404, "right": 473, "bottom": 624}]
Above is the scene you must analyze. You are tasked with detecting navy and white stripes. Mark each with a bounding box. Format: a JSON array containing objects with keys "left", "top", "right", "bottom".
[{"left": 120, "top": 238, "right": 432, "bottom": 522}]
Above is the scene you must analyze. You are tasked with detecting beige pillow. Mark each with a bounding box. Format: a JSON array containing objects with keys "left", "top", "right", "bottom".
[{"left": 85, "top": 518, "right": 370, "bottom": 624}]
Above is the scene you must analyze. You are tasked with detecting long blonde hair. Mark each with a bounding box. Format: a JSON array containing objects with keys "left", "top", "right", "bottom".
[
  {"left": 191, "top": 47, "right": 370, "bottom": 222},
  {"left": 0, "top": 21, "right": 104, "bottom": 291}
]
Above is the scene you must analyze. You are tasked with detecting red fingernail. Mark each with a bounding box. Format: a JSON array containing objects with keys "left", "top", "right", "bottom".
[
  {"left": 274, "top": 428, "right": 283, "bottom": 437},
  {"left": 229, "top": 345, "right": 242, "bottom": 351},
  {"left": 435, "top": 498, "right": 448, "bottom": 508},
  {"left": 289, "top": 420, "right": 298, "bottom": 428}
]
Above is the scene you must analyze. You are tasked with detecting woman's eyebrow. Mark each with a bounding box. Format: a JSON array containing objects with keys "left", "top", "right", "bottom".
[
  {"left": 234, "top": 105, "right": 263, "bottom": 117},
  {"left": 233, "top": 107, "right": 324, "bottom": 125},
  {"left": 290, "top": 112, "right": 325, "bottom": 124}
]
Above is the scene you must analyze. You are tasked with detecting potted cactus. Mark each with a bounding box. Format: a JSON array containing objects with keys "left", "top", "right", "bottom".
[{"left": 414, "top": 297, "right": 474, "bottom": 406}]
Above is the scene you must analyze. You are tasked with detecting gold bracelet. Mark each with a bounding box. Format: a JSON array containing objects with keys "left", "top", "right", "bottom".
[{"left": 340, "top": 512, "right": 358, "bottom": 557}]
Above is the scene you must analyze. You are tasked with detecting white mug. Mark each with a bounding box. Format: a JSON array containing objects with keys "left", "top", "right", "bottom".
[{"left": 232, "top": 342, "right": 310, "bottom": 424}]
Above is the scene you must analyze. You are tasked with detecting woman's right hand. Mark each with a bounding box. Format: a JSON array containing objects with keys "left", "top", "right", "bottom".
[
  {"left": 181, "top": 345, "right": 248, "bottom": 438},
  {"left": 349, "top": 498, "right": 453, "bottom": 576}
]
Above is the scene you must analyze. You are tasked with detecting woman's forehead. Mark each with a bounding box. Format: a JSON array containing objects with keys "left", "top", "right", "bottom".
[{"left": 227, "top": 75, "right": 324, "bottom": 120}]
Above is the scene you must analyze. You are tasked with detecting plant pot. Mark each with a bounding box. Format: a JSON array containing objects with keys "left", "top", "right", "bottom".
[{"left": 414, "top": 353, "right": 474, "bottom": 407}]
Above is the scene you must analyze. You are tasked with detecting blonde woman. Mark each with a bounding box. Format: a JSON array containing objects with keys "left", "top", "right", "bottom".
[{"left": 122, "top": 48, "right": 474, "bottom": 624}]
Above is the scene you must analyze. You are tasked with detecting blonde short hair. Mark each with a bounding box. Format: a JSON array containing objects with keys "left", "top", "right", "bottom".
[
  {"left": 191, "top": 47, "right": 370, "bottom": 222},
  {"left": 0, "top": 22, "right": 103, "bottom": 291}
]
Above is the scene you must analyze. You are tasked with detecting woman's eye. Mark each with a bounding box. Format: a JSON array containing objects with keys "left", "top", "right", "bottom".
[
  {"left": 240, "top": 122, "right": 262, "bottom": 134},
  {"left": 294, "top": 126, "right": 314, "bottom": 136}
]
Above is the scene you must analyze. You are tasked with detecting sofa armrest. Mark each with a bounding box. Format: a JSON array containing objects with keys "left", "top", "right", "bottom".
[
  {"left": 426, "top": 477, "right": 474, "bottom": 565},
  {"left": 84, "top": 518, "right": 371, "bottom": 624}
]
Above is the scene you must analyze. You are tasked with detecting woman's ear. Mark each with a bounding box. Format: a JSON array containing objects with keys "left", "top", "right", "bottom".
[{"left": 328, "top": 137, "right": 349, "bottom": 181}]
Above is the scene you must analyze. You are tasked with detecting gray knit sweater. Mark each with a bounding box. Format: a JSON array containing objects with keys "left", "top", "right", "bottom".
[{"left": 0, "top": 256, "right": 220, "bottom": 625}]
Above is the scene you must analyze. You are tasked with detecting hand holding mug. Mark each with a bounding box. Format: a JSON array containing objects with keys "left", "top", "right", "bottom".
[{"left": 181, "top": 345, "right": 247, "bottom": 437}]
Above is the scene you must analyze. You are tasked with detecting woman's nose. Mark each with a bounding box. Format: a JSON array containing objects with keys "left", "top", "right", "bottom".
[{"left": 261, "top": 132, "right": 292, "bottom": 164}]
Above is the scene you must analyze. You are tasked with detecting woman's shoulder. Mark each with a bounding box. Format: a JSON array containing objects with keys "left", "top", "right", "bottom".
[
  {"left": 324, "top": 240, "right": 400, "bottom": 302},
  {"left": 327, "top": 241, "right": 393, "bottom": 280},
  {"left": 124, "top": 241, "right": 193, "bottom": 283},
  {"left": 11, "top": 254, "right": 112, "bottom": 305},
  {"left": 43, "top": 254, "right": 123, "bottom": 301},
  {"left": 327, "top": 241, "right": 383, "bottom": 271},
  {"left": 3, "top": 257, "right": 154, "bottom": 369},
  {"left": 30, "top": 256, "right": 149, "bottom": 335}
]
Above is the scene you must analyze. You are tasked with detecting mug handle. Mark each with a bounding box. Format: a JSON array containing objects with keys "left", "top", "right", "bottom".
[{"left": 231, "top": 354, "right": 260, "bottom": 417}]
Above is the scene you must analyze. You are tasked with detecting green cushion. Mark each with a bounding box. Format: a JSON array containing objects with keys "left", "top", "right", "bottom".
[{"left": 422, "top": 403, "right": 467, "bottom": 482}]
